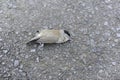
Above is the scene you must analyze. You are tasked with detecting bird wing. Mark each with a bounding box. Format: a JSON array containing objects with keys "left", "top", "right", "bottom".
[{"left": 37, "top": 30, "right": 60, "bottom": 43}]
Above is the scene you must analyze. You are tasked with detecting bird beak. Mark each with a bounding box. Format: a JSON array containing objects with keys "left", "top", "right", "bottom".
[{"left": 26, "top": 35, "right": 40, "bottom": 44}]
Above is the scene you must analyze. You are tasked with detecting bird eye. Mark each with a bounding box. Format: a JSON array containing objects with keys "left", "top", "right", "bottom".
[
  {"left": 64, "top": 30, "right": 70, "bottom": 36},
  {"left": 36, "top": 30, "right": 39, "bottom": 33}
]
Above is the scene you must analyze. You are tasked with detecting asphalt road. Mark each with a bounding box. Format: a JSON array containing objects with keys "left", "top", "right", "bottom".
[{"left": 0, "top": 0, "right": 120, "bottom": 80}]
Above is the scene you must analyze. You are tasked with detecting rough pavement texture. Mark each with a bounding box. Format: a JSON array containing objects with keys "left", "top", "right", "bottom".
[{"left": 0, "top": 0, "right": 120, "bottom": 80}]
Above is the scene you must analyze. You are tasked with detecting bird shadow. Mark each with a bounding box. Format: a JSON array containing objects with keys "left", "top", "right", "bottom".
[{"left": 26, "top": 40, "right": 71, "bottom": 49}]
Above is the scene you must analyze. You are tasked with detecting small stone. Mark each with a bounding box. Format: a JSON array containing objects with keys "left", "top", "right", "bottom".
[
  {"left": 25, "top": 55, "right": 29, "bottom": 58},
  {"left": 48, "top": 76, "right": 52, "bottom": 79},
  {"left": 112, "top": 62, "right": 116, "bottom": 66},
  {"left": 0, "top": 10, "right": 3, "bottom": 14},
  {"left": 20, "top": 64, "right": 23, "bottom": 69},
  {"left": 73, "top": 71, "right": 77, "bottom": 74},
  {"left": 2, "top": 62, "right": 5, "bottom": 65},
  {"left": 11, "top": 59, "right": 14, "bottom": 62},
  {"left": 33, "top": 67, "right": 37, "bottom": 70},
  {"left": 104, "top": 32, "right": 110, "bottom": 36},
  {"left": 114, "top": 39, "right": 118, "bottom": 42},
  {"left": 0, "top": 55, "right": 2, "bottom": 58},
  {"left": 14, "top": 60, "right": 19, "bottom": 67},
  {"left": 88, "top": 66, "right": 92, "bottom": 69},
  {"left": 72, "top": 59, "right": 76, "bottom": 62},
  {"left": 43, "top": 3, "right": 47, "bottom": 7},
  {"left": 99, "top": 69, "right": 104, "bottom": 73},
  {"left": 89, "top": 15, "right": 92, "bottom": 18},
  {"left": 0, "top": 27, "right": 2, "bottom": 31},
  {"left": 3, "top": 49, "right": 8, "bottom": 53},
  {"left": 36, "top": 57, "right": 39, "bottom": 62},
  {"left": 30, "top": 49, "right": 36, "bottom": 52},
  {"left": 15, "top": 31, "right": 19, "bottom": 34},
  {"left": 81, "top": 3, "right": 85, "bottom": 6},
  {"left": 104, "top": 21, "right": 108, "bottom": 26},
  {"left": 8, "top": 3, "right": 17, "bottom": 9},
  {"left": 108, "top": 5, "right": 112, "bottom": 9},
  {"left": 116, "top": 33, "right": 120, "bottom": 37},
  {"left": 111, "top": 43, "right": 115, "bottom": 47},
  {"left": 19, "top": 69, "right": 22, "bottom": 72},
  {"left": 105, "top": 0, "right": 111, "bottom": 3},
  {"left": 95, "top": 7, "right": 98, "bottom": 10},
  {"left": 28, "top": 32, "right": 32, "bottom": 35},
  {"left": 0, "top": 38, "right": 3, "bottom": 41},
  {"left": 116, "top": 27, "right": 120, "bottom": 31}
]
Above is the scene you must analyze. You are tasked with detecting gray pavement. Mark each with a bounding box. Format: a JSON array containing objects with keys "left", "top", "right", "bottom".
[{"left": 0, "top": 0, "right": 120, "bottom": 80}]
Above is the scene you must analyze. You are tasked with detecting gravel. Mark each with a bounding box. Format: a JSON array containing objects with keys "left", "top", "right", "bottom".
[
  {"left": 14, "top": 60, "right": 19, "bottom": 67},
  {"left": 0, "top": 0, "right": 120, "bottom": 80}
]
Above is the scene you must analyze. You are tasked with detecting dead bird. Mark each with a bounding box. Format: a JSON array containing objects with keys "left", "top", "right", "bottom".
[{"left": 26, "top": 29, "right": 71, "bottom": 45}]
